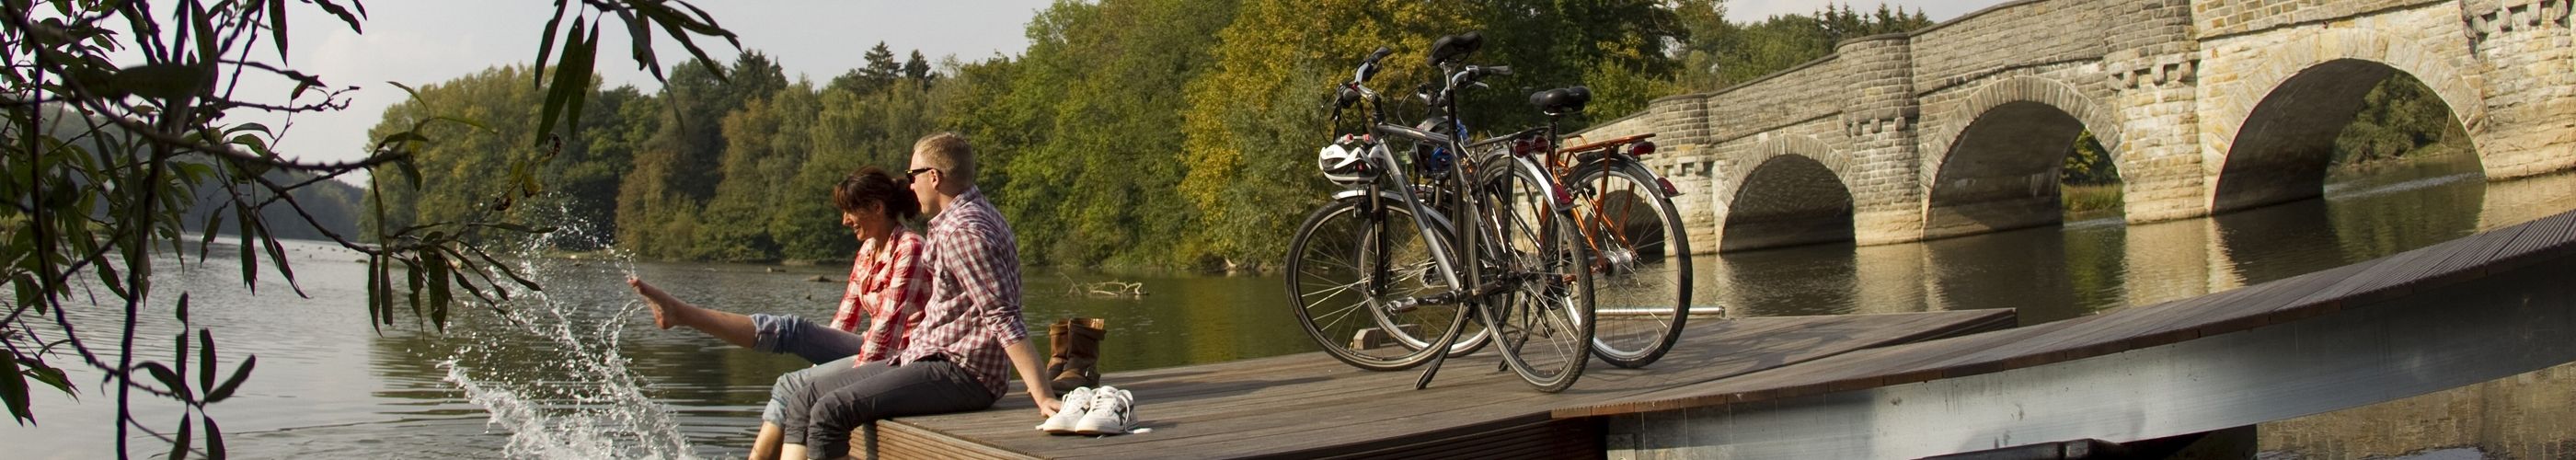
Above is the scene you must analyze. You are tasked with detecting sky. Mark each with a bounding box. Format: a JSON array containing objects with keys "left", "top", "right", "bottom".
[{"left": 228, "top": 0, "right": 2007, "bottom": 171}]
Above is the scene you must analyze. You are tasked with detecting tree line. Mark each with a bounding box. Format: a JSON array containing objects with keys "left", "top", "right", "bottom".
[{"left": 371, "top": 0, "right": 2459, "bottom": 269}]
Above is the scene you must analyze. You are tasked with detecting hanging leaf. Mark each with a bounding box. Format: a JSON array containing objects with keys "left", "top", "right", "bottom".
[
  {"left": 136, "top": 362, "right": 185, "bottom": 399},
  {"left": 4, "top": 352, "right": 33, "bottom": 425},
  {"left": 206, "top": 356, "right": 253, "bottom": 404},
  {"left": 533, "top": 16, "right": 596, "bottom": 146},
  {"left": 531, "top": 0, "right": 570, "bottom": 86},
  {"left": 266, "top": 0, "right": 289, "bottom": 60},
  {"left": 259, "top": 231, "right": 304, "bottom": 296},
  {"left": 170, "top": 332, "right": 194, "bottom": 402},
  {"left": 203, "top": 414, "right": 227, "bottom": 460},
  {"left": 236, "top": 204, "right": 257, "bottom": 292},
  {"left": 166, "top": 415, "right": 191, "bottom": 460},
  {"left": 425, "top": 250, "right": 452, "bottom": 327},
  {"left": 197, "top": 329, "right": 216, "bottom": 395},
  {"left": 25, "top": 362, "right": 71, "bottom": 397},
  {"left": 363, "top": 254, "right": 384, "bottom": 328},
  {"left": 309, "top": 0, "right": 364, "bottom": 33}
]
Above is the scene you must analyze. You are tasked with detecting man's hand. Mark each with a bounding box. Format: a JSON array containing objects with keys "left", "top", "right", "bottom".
[{"left": 1035, "top": 392, "right": 1064, "bottom": 418}]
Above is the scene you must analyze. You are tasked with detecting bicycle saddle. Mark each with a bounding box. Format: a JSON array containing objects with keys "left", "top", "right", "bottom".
[
  {"left": 1530, "top": 86, "right": 1591, "bottom": 115},
  {"left": 1427, "top": 32, "right": 1483, "bottom": 66}
]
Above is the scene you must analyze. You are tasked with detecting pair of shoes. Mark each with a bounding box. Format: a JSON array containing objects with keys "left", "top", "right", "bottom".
[
  {"left": 1046, "top": 318, "right": 1106, "bottom": 393},
  {"left": 1035, "top": 386, "right": 1094, "bottom": 433},
  {"left": 1034, "top": 385, "right": 1136, "bottom": 435},
  {"left": 1072, "top": 385, "right": 1134, "bottom": 435}
]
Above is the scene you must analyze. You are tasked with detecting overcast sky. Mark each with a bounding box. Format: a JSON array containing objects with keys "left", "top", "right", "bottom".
[{"left": 237, "top": 0, "right": 2006, "bottom": 171}]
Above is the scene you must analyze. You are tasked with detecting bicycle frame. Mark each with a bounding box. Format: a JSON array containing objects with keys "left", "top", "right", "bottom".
[{"left": 1535, "top": 121, "right": 1678, "bottom": 273}]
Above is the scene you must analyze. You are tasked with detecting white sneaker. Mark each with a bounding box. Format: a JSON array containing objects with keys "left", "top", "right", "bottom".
[
  {"left": 1036, "top": 386, "right": 1094, "bottom": 433},
  {"left": 1072, "top": 385, "right": 1135, "bottom": 435}
]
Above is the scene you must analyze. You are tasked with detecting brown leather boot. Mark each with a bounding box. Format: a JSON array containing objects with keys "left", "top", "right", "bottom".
[{"left": 1045, "top": 317, "right": 1105, "bottom": 393}]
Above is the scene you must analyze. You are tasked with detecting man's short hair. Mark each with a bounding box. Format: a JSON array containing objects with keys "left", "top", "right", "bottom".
[{"left": 914, "top": 132, "right": 975, "bottom": 186}]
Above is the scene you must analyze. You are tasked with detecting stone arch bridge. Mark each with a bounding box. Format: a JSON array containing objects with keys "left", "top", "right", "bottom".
[{"left": 1576, "top": 0, "right": 2574, "bottom": 252}]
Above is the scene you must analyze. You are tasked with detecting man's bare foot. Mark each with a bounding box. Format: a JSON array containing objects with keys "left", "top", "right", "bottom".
[{"left": 628, "top": 278, "right": 689, "bottom": 329}]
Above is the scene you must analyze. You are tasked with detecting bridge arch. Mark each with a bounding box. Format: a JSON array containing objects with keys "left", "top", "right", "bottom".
[
  {"left": 1923, "top": 76, "right": 2122, "bottom": 239},
  {"left": 1719, "top": 136, "right": 1856, "bottom": 252},
  {"left": 2208, "top": 29, "right": 2486, "bottom": 213}
]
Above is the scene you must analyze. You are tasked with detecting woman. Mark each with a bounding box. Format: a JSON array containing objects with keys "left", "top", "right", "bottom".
[{"left": 628, "top": 166, "right": 926, "bottom": 460}]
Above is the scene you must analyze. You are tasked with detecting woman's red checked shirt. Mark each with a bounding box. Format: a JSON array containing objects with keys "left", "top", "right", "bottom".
[{"left": 834, "top": 229, "right": 929, "bottom": 363}]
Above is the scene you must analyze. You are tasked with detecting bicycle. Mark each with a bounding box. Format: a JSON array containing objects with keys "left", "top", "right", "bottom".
[
  {"left": 1501, "top": 87, "right": 1697, "bottom": 369},
  {"left": 1283, "top": 33, "right": 1596, "bottom": 393}
]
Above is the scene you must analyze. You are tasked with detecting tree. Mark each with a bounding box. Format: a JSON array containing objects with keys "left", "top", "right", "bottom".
[
  {"left": 831, "top": 42, "right": 904, "bottom": 96},
  {"left": 0, "top": 2, "right": 736, "bottom": 457},
  {"left": 2335, "top": 74, "right": 2462, "bottom": 165},
  {"left": 903, "top": 50, "right": 936, "bottom": 86},
  {"left": 543, "top": 85, "right": 656, "bottom": 249},
  {"left": 614, "top": 52, "right": 786, "bottom": 258},
  {"left": 1179, "top": 0, "right": 1479, "bottom": 268},
  {"left": 1671, "top": 3, "right": 1935, "bottom": 92}
]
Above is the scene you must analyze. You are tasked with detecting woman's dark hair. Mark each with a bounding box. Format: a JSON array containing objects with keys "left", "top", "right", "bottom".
[{"left": 832, "top": 166, "right": 921, "bottom": 221}]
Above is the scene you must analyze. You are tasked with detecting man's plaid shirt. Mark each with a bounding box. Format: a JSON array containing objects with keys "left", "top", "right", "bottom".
[{"left": 889, "top": 187, "right": 1027, "bottom": 398}]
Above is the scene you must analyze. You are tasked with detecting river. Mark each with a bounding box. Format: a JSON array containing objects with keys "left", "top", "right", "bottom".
[{"left": 6, "top": 152, "right": 2574, "bottom": 458}]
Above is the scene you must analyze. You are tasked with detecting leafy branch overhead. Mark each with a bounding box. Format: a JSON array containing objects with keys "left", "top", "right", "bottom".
[
  {"left": 530, "top": 0, "right": 742, "bottom": 146},
  {"left": 0, "top": 0, "right": 735, "bottom": 457}
]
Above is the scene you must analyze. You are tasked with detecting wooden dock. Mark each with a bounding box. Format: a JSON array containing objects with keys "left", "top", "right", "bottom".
[
  {"left": 1563, "top": 210, "right": 2576, "bottom": 458},
  {"left": 864, "top": 308, "right": 2016, "bottom": 459},
  {"left": 855, "top": 211, "right": 2576, "bottom": 459}
]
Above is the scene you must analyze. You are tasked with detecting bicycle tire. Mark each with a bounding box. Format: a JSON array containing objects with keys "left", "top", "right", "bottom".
[
  {"left": 1474, "top": 157, "right": 1595, "bottom": 392},
  {"left": 1569, "top": 162, "right": 1694, "bottom": 368},
  {"left": 1353, "top": 193, "right": 1489, "bottom": 359},
  {"left": 1284, "top": 197, "right": 1476, "bottom": 372}
]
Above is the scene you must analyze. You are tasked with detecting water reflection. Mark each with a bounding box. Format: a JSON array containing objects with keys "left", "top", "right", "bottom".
[{"left": 1699, "top": 152, "right": 2517, "bottom": 324}]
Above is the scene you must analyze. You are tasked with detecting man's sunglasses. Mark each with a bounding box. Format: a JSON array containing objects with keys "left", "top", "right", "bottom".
[{"left": 902, "top": 167, "right": 938, "bottom": 185}]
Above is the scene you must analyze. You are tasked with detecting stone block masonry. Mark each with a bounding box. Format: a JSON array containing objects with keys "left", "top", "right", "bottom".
[{"left": 1573, "top": 0, "right": 2576, "bottom": 254}]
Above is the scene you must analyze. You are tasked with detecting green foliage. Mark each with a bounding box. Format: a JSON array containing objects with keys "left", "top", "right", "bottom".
[
  {"left": 1671, "top": 2, "right": 1934, "bottom": 92},
  {"left": 5, "top": 2, "right": 734, "bottom": 456},
  {"left": 2334, "top": 74, "right": 2464, "bottom": 166},
  {"left": 2062, "top": 130, "right": 2117, "bottom": 185},
  {"left": 362, "top": 66, "right": 547, "bottom": 236},
  {"left": 1179, "top": 0, "right": 1478, "bottom": 269}
]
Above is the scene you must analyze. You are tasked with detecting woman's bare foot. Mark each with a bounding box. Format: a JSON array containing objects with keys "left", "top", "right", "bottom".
[{"left": 628, "top": 278, "right": 691, "bottom": 329}]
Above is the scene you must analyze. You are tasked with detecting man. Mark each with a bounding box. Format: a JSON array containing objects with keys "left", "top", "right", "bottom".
[{"left": 776, "top": 132, "right": 1064, "bottom": 460}]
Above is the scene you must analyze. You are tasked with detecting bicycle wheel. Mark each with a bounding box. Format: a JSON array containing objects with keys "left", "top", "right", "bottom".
[
  {"left": 1392, "top": 184, "right": 1493, "bottom": 359},
  {"left": 1570, "top": 162, "right": 1694, "bottom": 368},
  {"left": 1476, "top": 159, "right": 1595, "bottom": 392},
  {"left": 1285, "top": 197, "right": 1475, "bottom": 372}
]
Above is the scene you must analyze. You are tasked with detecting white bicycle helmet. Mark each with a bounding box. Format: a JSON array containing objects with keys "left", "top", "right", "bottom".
[{"left": 1317, "top": 136, "right": 1377, "bottom": 187}]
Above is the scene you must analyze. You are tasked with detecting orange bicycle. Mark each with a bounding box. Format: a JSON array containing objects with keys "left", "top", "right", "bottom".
[{"left": 1489, "top": 87, "right": 1696, "bottom": 368}]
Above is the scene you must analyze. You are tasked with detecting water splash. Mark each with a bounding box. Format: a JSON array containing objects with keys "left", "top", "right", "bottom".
[{"left": 439, "top": 199, "right": 699, "bottom": 459}]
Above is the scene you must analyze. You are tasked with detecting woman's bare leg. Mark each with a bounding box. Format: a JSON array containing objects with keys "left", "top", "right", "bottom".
[
  {"left": 629, "top": 278, "right": 759, "bottom": 349},
  {"left": 749, "top": 421, "right": 787, "bottom": 460}
]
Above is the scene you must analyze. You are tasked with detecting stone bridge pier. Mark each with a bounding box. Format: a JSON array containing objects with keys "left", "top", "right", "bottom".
[{"left": 1578, "top": 0, "right": 2575, "bottom": 253}]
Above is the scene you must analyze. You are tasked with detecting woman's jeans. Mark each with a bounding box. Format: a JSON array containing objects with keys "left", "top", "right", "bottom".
[
  {"left": 750, "top": 314, "right": 867, "bottom": 364},
  {"left": 750, "top": 314, "right": 866, "bottom": 423}
]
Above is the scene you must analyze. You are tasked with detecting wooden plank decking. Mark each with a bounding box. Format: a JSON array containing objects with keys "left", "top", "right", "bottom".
[
  {"left": 865, "top": 210, "right": 2576, "bottom": 459},
  {"left": 1556, "top": 209, "right": 2576, "bottom": 420},
  {"left": 866, "top": 308, "right": 2018, "bottom": 459}
]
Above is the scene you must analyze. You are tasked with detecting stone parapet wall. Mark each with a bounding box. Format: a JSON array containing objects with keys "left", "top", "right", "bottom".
[
  {"left": 2192, "top": 0, "right": 2449, "bottom": 38},
  {"left": 1908, "top": 0, "right": 2110, "bottom": 95}
]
